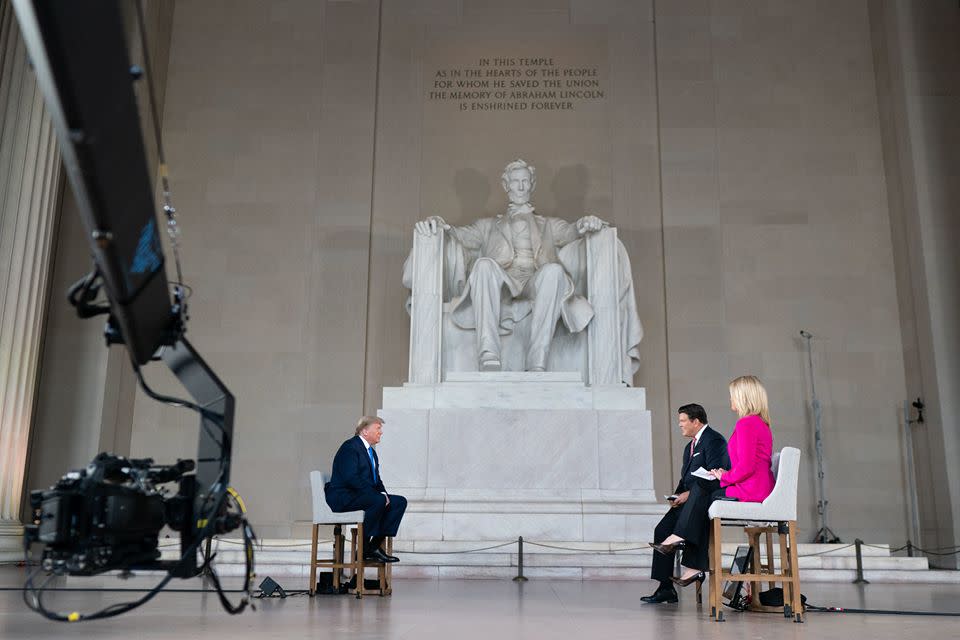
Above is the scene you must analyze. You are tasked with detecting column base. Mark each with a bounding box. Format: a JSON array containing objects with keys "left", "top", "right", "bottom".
[{"left": 0, "top": 519, "right": 25, "bottom": 563}]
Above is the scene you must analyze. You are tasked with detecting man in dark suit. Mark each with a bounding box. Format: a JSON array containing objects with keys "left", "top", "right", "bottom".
[
  {"left": 641, "top": 404, "right": 729, "bottom": 604},
  {"left": 325, "top": 416, "right": 407, "bottom": 563}
]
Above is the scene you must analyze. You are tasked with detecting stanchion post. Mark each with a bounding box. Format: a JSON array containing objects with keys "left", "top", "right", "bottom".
[
  {"left": 906, "top": 540, "right": 913, "bottom": 557},
  {"left": 513, "top": 536, "right": 528, "bottom": 582},
  {"left": 852, "top": 539, "right": 869, "bottom": 584}
]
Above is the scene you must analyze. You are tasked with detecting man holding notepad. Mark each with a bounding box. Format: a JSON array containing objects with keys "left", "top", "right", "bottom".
[{"left": 641, "top": 404, "right": 730, "bottom": 604}]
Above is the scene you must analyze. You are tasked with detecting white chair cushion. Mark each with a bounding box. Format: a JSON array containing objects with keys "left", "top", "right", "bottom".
[
  {"left": 310, "top": 470, "right": 366, "bottom": 525},
  {"left": 707, "top": 447, "right": 801, "bottom": 522}
]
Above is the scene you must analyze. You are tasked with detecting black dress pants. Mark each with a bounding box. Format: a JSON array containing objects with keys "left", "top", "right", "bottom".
[
  {"left": 650, "top": 481, "right": 727, "bottom": 579},
  {"left": 337, "top": 493, "right": 408, "bottom": 539},
  {"left": 651, "top": 507, "right": 682, "bottom": 583}
]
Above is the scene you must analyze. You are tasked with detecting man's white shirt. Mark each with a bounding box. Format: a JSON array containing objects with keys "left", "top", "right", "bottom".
[
  {"left": 359, "top": 434, "right": 388, "bottom": 501},
  {"left": 693, "top": 423, "right": 709, "bottom": 449}
]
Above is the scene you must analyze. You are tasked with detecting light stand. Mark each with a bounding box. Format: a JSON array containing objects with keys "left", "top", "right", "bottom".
[
  {"left": 902, "top": 398, "right": 924, "bottom": 554},
  {"left": 801, "top": 330, "right": 841, "bottom": 543}
]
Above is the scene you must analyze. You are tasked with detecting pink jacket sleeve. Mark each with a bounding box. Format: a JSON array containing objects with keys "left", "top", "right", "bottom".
[{"left": 721, "top": 418, "right": 760, "bottom": 488}]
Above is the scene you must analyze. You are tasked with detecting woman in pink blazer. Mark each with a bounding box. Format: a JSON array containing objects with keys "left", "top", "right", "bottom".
[
  {"left": 712, "top": 375, "right": 775, "bottom": 502},
  {"left": 652, "top": 375, "right": 774, "bottom": 588}
]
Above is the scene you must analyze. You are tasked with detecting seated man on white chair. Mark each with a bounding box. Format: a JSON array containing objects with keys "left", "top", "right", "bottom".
[{"left": 325, "top": 416, "right": 406, "bottom": 563}]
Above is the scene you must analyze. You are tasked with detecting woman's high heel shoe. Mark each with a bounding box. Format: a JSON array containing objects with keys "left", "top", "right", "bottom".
[
  {"left": 670, "top": 571, "right": 706, "bottom": 588},
  {"left": 650, "top": 541, "right": 685, "bottom": 555}
]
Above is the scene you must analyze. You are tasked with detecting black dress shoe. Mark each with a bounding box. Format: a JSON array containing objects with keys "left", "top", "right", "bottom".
[
  {"left": 363, "top": 548, "right": 399, "bottom": 563},
  {"left": 670, "top": 571, "right": 705, "bottom": 588},
  {"left": 640, "top": 587, "right": 678, "bottom": 604}
]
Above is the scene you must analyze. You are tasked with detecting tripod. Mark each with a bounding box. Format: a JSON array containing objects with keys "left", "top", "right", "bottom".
[{"left": 801, "top": 330, "right": 841, "bottom": 544}]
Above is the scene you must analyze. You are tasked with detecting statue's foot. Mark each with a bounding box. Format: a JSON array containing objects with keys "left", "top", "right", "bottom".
[
  {"left": 527, "top": 365, "right": 546, "bottom": 372},
  {"left": 480, "top": 353, "right": 501, "bottom": 371}
]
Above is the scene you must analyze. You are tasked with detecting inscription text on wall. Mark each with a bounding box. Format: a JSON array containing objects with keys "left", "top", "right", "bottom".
[{"left": 428, "top": 57, "right": 605, "bottom": 112}]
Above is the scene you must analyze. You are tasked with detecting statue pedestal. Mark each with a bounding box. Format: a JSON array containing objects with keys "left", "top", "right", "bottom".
[{"left": 378, "top": 373, "right": 660, "bottom": 547}]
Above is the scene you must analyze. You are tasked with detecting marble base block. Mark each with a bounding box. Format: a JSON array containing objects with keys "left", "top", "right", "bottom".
[
  {"left": 0, "top": 521, "right": 24, "bottom": 564},
  {"left": 377, "top": 376, "right": 658, "bottom": 546}
]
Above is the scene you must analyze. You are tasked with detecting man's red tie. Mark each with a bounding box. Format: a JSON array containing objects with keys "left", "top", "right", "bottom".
[{"left": 690, "top": 439, "right": 695, "bottom": 456}]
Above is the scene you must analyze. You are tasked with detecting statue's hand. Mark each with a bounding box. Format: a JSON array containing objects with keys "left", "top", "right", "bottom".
[
  {"left": 576, "top": 215, "right": 607, "bottom": 234},
  {"left": 415, "top": 215, "right": 449, "bottom": 236}
]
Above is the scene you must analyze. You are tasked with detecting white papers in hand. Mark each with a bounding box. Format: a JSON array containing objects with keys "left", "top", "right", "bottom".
[{"left": 691, "top": 467, "right": 715, "bottom": 480}]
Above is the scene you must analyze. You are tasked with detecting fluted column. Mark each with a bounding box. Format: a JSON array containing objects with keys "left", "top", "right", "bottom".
[{"left": 0, "top": 0, "right": 63, "bottom": 561}]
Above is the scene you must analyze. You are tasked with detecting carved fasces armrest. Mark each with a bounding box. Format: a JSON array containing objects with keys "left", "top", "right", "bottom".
[
  {"left": 407, "top": 230, "right": 445, "bottom": 384},
  {"left": 584, "top": 226, "right": 623, "bottom": 385}
]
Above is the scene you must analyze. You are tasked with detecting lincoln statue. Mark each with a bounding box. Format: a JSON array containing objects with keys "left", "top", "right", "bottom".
[{"left": 411, "top": 159, "right": 620, "bottom": 373}]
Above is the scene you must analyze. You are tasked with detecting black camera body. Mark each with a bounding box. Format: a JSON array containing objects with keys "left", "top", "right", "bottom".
[{"left": 27, "top": 452, "right": 196, "bottom": 576}]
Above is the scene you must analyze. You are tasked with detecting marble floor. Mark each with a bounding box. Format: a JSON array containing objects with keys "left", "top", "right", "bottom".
[{"left": 1, "top": 566, "right": 959, "bottom": 639}]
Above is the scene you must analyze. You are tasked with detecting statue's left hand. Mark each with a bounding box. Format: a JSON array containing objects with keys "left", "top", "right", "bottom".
[{"left": 576, "top": 215, "right": 607, "bottom": 234}]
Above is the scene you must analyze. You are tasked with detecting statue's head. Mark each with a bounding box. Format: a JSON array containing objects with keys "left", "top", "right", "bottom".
[{"left": 501, "top": 159, "right": 536, "bottom": 206}]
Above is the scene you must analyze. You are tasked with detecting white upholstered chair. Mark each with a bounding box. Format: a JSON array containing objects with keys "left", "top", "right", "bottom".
[
  {"left": 308, "top": 471, "right": 393, "bottom": 598},
  {"left": 706, "top": 447, "right": 803, "bottom": 623}
]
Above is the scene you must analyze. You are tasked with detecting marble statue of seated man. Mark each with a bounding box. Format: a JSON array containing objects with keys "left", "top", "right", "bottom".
[{"left": 411, "top": 159, "right": 610, "bottom": 372}]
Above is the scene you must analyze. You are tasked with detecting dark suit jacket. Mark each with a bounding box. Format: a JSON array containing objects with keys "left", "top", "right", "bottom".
[
  {"left": 325, "top": 435, "right": 387, "bottom": 511},
  {"left": 674, "top": 425, "right": 730, "bottom": 494}
]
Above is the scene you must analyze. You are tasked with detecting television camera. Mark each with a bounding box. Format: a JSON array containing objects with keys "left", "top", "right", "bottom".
[{"left": 28, "top": 454, "right": 239, "bottom": 576}]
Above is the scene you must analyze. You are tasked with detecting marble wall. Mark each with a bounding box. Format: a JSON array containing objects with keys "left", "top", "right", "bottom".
[
  {"left": 656, "top": 1, "right": 909, "bottom": 543},
  {"left": 27, "top": 0, "right": 947, "bottom": 547}
]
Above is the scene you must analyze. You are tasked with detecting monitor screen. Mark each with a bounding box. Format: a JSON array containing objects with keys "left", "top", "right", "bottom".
[{"left": 722, "top": 545, "right": 753, "bottom": 604}]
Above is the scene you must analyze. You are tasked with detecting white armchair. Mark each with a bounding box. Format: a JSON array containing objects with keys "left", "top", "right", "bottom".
[
  {"left": 308, "top": 471, "right": 392, "bottom": 598},
  {"left": 309, "top": 471, "right": 362, "bottom": 595},
  {"left": 706, "top": 447, "right": 803, "bottom": 623}
]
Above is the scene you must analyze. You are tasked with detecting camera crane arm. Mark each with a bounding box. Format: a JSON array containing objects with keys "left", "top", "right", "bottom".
[{"left": 13, "top": 0, "right": 252, "bottom": 619}]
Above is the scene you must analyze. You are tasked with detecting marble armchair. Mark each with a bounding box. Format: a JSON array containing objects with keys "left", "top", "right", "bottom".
[{"left": 405, "top": 225, "right": 639, "bottom": 385}]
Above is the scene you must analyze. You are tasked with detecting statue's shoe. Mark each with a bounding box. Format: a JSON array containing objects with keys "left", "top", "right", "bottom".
[{"left": 480, "top": 357, "right": 501, "bottom": 371}]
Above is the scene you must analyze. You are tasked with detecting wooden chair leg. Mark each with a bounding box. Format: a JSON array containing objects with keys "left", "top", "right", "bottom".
[
  {"left": 349, "top": 527, "right": 360, "bottom": 599},
  {"left": 309, "top": 524, "right": 319, "bottom": 595},
  {"left": 765, "top": 530, "right": 775, "bottom": 592},
  {"left": 378, "top": 556, "right": 387, "bottom": 596},
  {"left": 355, "top": 523, "right": 365, "bottom": 599},
  {"left": 778, "top": 524, "right": 792, "bottom": 617},
  {"left": 333, "top": 524, "right": 343, "bottom": 590},
  {"left": 788, "top": 521, "right": 802, "bottom": 622},
  {"left": 385, "top": 537, "right": 393, "bottom": 596},
  {"left": 748, "top": 530, "right": 762, "bottom": 609},
  {"left": 709, "top": 518, "right": 724, "bottom": 621}
]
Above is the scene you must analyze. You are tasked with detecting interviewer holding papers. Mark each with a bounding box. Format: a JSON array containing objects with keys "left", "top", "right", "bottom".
[
  {"left": 650, "top": 376, "right": 775, "bottom": 590},
  {"left": 641, "top": 404, "right": 729, "bottom": 604}
]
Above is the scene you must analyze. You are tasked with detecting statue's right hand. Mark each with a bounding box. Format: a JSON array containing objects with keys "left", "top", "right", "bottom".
[{"left": 415, "top": 215, "right": 449, "bottom": 236}]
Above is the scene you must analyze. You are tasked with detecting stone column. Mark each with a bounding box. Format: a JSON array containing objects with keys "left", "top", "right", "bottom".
[
  {"left": 0, "top": 1, "right": 63, "bottom": 561},
  {"left": 871, "top": 0, "right": 960, "bottom": 568}
]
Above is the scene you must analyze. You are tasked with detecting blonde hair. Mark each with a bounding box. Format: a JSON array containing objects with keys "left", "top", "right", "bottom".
[
  {"left": 355, "top": 415, "right": 383, "bottom": 436},
  {"left": 729, "top": 375, "right": 770, "bottom": 425}
]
